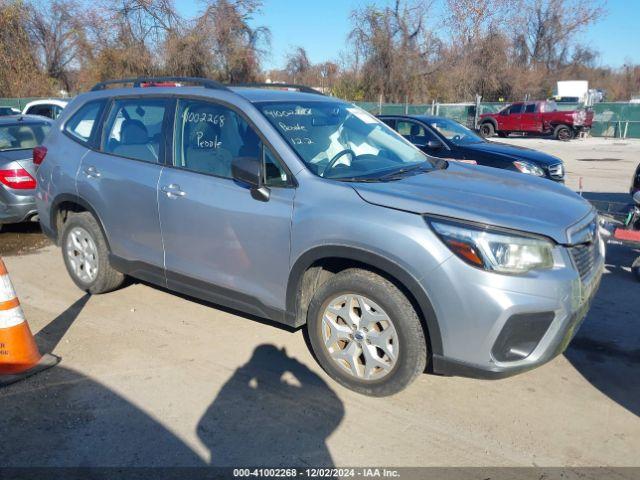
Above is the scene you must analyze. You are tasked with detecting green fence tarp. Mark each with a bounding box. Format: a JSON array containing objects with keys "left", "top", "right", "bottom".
[
  {"left": 0, "top": 97, "right": 50, "bottom": 110},
  {"left": 355, "top": 100, "right": 640, "bottom": 139}
]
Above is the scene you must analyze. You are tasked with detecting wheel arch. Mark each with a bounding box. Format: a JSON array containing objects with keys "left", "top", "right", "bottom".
[
  {"left": 481, "top": 117, "right": 498, "bottom": 129},
  {"left": 286, "top": 245, "right": 443, "bottom": 357},
  {"left": 50, "top": 194, "right": 111, "bottom": 250}
]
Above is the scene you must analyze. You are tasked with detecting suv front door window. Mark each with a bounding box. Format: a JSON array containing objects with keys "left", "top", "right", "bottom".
[{"left": 158, "top": 98, "right": 294, "bottom": 311}]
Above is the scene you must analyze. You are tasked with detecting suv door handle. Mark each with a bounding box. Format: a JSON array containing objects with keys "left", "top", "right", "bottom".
[
  {"left": 83, "top": 166, "right": 101, "bottom": 178},
  {"left": 161, "top": 184, "right": 186, "bottom": 198}
]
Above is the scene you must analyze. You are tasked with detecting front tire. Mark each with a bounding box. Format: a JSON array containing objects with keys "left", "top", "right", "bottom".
[
  {"left": 478, "top": 122, "right": 495, "bottom": 138},
  {"left": 61, "top": 212, "right": 125, "bottom": 294},
  {"left": 306, "top": 269, "right": 427, "bottom": 396}
]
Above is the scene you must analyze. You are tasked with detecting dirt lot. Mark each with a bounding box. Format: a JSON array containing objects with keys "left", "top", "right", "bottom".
[{"left": 1, "top": 137, "right": 639, "bottom": 469}]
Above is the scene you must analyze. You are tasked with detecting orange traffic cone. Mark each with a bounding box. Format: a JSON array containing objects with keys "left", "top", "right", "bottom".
[{"left": 0, "top": 257, "right": 59, "bottom": 387}]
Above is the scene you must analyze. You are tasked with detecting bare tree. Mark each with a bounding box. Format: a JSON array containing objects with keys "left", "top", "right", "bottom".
[
  {"left": 26, "top": 0, "right": 87, "bottom": 91},
  {"left": 513, "top": 0, "right": 605, "bottom": 70},
  {"left": 348, "top": 0, "right": 439, "bottom": 102},
  {"left": 285, "top": 47, "right": 311, "bottom": 83},
  {"left": 0, "top": 0, "right": 51, "bottom": 96},
  {"left": 445, "top": 0, "right": 519, "bottom": 45},
  {"left": 197, "top": 0, "right": 271, "bottom": 83}
]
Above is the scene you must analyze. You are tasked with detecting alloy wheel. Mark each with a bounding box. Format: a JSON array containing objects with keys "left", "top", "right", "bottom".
[
  {"left": 65, "top": 226, "right": 99, "bottom": 283},
  {"left": 321, "top": 294, "right": 399, "bottom": 381}
]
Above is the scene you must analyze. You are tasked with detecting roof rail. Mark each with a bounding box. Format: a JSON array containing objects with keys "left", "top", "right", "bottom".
[
  {"left": 231, "top": 82, "right": 325, "bottom": 96},
  {"left": 90, "top": 77, "right": 230, "bottom": 92}
]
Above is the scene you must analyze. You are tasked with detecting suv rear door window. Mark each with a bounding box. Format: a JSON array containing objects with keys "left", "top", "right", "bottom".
[
  {"left": 102, "top": 98, "right": 168, "bottom": 163},
  {"left": 174, "top": 99, "right": 288, "bottom": 183},
  {"left": 65, "top": 100, "right": 106, "bottom": 145},
  {"left": 524, "top": 103, "right": 536, "bottom": 113}
]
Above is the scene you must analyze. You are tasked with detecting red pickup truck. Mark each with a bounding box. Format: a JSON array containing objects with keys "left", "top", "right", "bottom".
[{"left": 478, "top": 100, "right": 593, "bottom": 141}]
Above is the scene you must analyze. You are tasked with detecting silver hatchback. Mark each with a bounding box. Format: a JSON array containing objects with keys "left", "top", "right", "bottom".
[
  {"left": 0, "top": 115, "right": 51, "bottom": 230},
  {"left": 35, "top": 78, "right": 604, "bottom": 396}
]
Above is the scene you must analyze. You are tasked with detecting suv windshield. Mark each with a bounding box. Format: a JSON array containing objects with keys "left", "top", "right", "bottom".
[
  {"left": 0, "top": 122, "right": 50, "bottom": 151},
  {"left": 427, "top": 118, "right": 484, "bottom": 146},
  {"left": 257, "top": 101, "right": 433, "bottom": 180}
]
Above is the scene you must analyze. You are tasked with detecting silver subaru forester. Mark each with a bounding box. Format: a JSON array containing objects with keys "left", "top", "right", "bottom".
[{"left": 35, "top": 78, "right": 604, "bottom": 396}]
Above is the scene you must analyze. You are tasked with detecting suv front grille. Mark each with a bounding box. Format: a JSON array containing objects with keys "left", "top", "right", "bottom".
[
  {"left": 569, "top": 241, "right": 599, "bottom": 283},
  {"left": 548, "top": 163, "right": 564, "bottom": 179}
]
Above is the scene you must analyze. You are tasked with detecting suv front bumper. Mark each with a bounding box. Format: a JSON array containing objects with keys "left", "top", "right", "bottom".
[{"left": 427, "top": 238, "right": 605, "bottom": 379}]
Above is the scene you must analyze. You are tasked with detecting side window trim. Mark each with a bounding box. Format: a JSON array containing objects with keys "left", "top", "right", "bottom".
[{"left": 169, "top": 96, "right": 296, "bottom": 188}]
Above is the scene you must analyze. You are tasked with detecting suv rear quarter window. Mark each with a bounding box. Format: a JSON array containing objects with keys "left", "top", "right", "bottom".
[{"left": 64, "top": 99, "right": 107, "bottom": 145}]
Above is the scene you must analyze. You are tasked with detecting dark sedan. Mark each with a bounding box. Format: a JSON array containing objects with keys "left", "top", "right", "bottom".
[{"left": 379, "top": 115, "right": 565, "bottom": 182}]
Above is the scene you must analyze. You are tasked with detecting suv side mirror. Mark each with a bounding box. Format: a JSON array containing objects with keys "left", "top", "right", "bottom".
[
  {"left": 633, "top": 191, "right": 640, "bottom": 206},
  {"left": 426, "top": 140, "right": 443, "bottom": 149},
  {"left": 231, "top": 156, "right": 270, "bottom": 202}
]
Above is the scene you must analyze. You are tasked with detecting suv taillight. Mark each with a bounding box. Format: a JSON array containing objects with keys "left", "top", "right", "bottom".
[
  {"left": 0, "top": 168, "right": 37, "bottom": 189},
  {"left": 33, "top": 145, "right": 47, "bottom": 166}
]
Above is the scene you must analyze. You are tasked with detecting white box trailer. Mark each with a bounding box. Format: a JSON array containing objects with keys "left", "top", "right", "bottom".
[{"left": 555, "top": 81, "right": 589, "bottom": 103}]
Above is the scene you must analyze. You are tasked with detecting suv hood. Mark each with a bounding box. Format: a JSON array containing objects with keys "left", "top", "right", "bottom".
[
  {"left": 352, "top": 163, "right": 592, "bottom": 244},
  {"left": 463, "top": 142, "right": 562, "bottom": 167}
]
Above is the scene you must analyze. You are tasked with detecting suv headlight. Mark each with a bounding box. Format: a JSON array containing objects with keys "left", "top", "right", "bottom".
[
  {"left": 513, "top": 161, "right": 545, "bottom": 177},
  {"left": 429, "top": 218, "right": 555, "bottom": 274}
]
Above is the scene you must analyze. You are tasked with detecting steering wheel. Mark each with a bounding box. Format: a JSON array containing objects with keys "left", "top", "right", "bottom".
[{"left": 322, "top": 149, "right": 356, "bottom": 177}]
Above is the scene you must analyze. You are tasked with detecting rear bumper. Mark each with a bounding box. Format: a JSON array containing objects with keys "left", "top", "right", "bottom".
[
  {"left": 0, "top": 186, "right": 37, "bottom": 224},
  {"left": 0, "top": 199, "right": 37, "bottom": 224}
]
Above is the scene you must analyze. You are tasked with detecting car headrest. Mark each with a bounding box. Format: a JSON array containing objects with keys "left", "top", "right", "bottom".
[
  {"left": 121, "top": 119, "right": 148, "bottom": 145},
  {"left": 410, "top": 124, "right": 421, "bottom": 137}
]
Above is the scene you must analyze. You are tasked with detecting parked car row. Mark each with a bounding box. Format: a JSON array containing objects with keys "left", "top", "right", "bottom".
[{"left": 31, "top": 77, "right": 604, "bottom": 396}]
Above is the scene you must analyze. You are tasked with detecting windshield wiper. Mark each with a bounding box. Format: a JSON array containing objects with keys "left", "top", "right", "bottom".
[
  {"left": 332, "top": 177, "right": 385, "bottom": 183},
  {"left": 377, "top": 164, "right": 432, "bottom": 181}
]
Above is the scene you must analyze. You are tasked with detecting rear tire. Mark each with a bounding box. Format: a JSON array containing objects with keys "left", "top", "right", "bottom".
[
  {"left": 478, "top": 122, "right": 495, "bottom": 138},
  {"left": 61, "top": 212, "right": 125, "bottom": 294},
  {"left": 306, "top": 268, "right": 427, "bottom": 396},
  {"left": 554, "top": 124, "right": 573, "bottom": 141}
]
